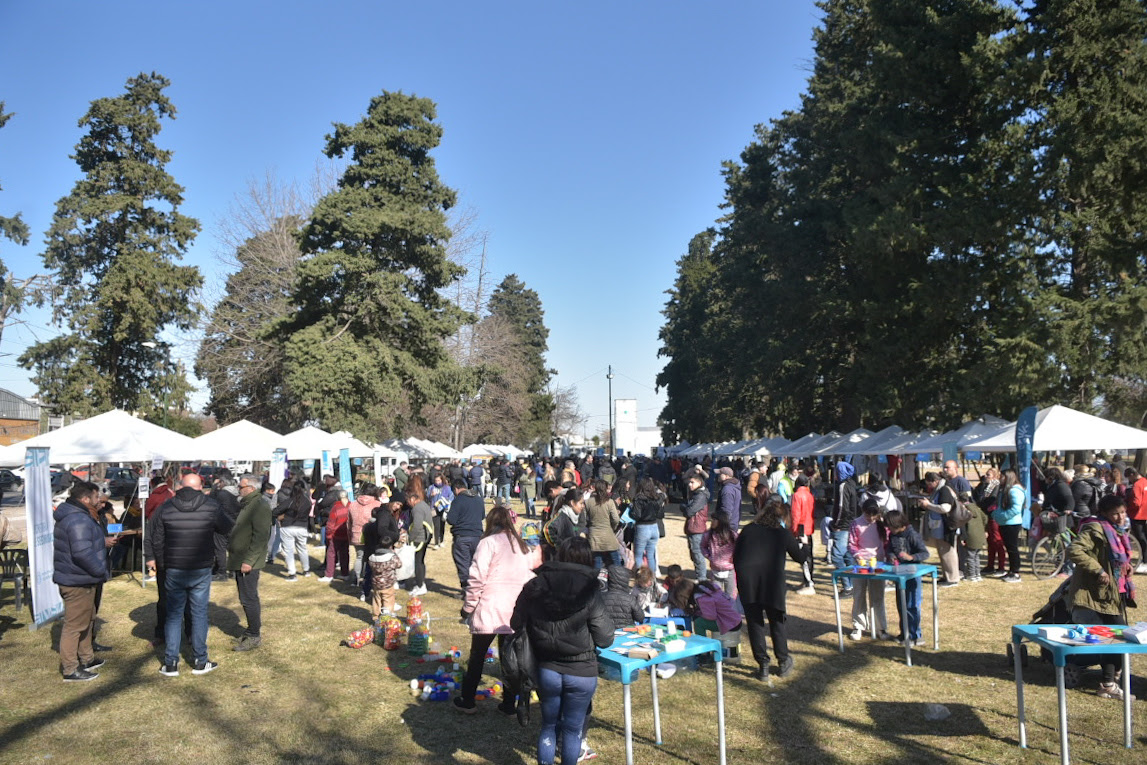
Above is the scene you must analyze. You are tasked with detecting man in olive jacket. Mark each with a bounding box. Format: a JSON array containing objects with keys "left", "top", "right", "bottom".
[{"left": 229, "top": 473, "right": 272, "bottom": 651}]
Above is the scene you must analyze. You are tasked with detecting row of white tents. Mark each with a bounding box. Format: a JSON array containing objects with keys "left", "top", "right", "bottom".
[
  {"left": 0, "top": 409, "right": 527, "bottom": 468},
  {"left": 663, "top": 405, "right": 1147, "bottom": 460}
]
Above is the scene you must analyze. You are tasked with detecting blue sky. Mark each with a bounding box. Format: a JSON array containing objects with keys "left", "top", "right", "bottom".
[{"left": 0, "top": 1, "right": 822, "bottom": 433}]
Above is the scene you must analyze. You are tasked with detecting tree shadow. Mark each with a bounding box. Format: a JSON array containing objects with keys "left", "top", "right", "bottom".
[{"left": 402, "top": 699, "right": 533, "bottom": 765}]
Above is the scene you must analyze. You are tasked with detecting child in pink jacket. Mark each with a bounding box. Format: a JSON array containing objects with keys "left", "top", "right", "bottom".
[{"left": 847, "top": 498, "right": 891, "bottom": 641}]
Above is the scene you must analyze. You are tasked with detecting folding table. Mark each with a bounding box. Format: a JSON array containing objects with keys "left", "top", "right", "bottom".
[
  {"left": 1012, "top": 624, "right": 1147, "bottom": 765},
  {"left": 596, "top": 631, "right": 725, "bottom": 765},
  {"left": 830, "top": 563, "right": 939, "bottom": 666}
]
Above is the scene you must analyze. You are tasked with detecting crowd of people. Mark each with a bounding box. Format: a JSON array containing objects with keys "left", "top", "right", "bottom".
[{"left": 45, "top": 448, "right": 1146, "bottom": 761}]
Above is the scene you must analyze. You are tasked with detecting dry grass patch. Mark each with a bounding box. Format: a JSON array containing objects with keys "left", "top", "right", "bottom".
[{"left": 2, "top": 505, "right": 1146, "bottom": 764}]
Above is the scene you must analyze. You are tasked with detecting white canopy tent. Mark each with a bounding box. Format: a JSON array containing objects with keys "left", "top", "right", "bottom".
[
  {"left": 0, "top": 409, "right": 200, "bottom": 466},
  {"left": 910, "top": 415, "right": 1010, "bottom": 454},
  {"left": 853, "top": 428, "right": 936, "bottom": 456},
  {"left": 713, "top": 439, "right": 754, "bottom": 457},
  {"left": 192, "top": 419, "right": 286, "bottom": 462},
  {"left": 783, "top": 432, "right": 842, "bottom": 457},
  {"left": 831, "top": 426, "right": 904, "bottom": 456},
  {"left": 964, "top": 405, "right": 1147, "bottom": 452},
  {"left": 777, "top": 433, "right": 822, "bottom": 456},
  {"left": 811, "top": 428, "right": 878, "bottom": 456},
  {"left": 280, "top": 426, "right": 366, "bottom": 460}
]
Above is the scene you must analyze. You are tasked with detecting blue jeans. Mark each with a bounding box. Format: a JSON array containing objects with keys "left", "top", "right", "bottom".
[
  {"left": 633, "top": 523, "right": 660, "bottom": 575},
  {"left": 537, "top": 667, "right": 597, "bottom": 765},
  {"left": 687, "top": 532, "right": 707, "bottom": 580},
  {"left": 831, "top": 529, "right": 854, "bottom": 589},
  {"left": 498, "top": 483, "right": 512, "bottom": 501},
  {"left": 163, "top": 567, "right": 212, "bottom": 666},
  {"left": 895, "top": 577, "right": 923, "bottom": 641},
  {"left": 592, "top": 550, "right": 621, "bottom": 570}
]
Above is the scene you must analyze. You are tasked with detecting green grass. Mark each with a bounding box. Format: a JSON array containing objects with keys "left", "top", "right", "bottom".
[{"left": 2, "top": 510, "right": 1146, "bottom": 764}]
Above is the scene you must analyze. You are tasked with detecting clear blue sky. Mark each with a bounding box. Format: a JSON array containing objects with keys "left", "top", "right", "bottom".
[{"left": 0, "top": 1, "right": 823, "bottom": 433}]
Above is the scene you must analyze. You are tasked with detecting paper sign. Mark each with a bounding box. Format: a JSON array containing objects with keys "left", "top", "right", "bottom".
[
  {"left": 137, "top": 476, "right": 150, "bottom": 501},
  {"left": 151, "top": 456, "right": 164, "bottom": 472}
]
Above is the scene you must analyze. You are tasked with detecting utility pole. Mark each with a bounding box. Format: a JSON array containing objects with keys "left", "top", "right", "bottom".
[{"left": 607, "top": 365, "right": 614, "bottom": 458}]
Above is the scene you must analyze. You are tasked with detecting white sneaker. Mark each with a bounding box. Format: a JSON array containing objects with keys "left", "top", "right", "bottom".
[
  {"left": 848, "top": 629, "right": 864, "bottom": 641},
  {"left": 796, "top": 585, "right": 816, "bottom": 596},
  {"left": 1135, "top": 564, "right": 1147, "bottom": 575},
  {"left": 410, "top": 585, "right": 428, "bottom": 596},
  {"left": 317, "top": 576, "right": 333, "bottom": 583}
]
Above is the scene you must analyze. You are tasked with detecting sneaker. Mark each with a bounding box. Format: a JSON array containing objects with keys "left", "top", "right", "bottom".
[
  {"left": 777, "top": 655, "right": 795, "bottom": 678},
  {"left": 92, "top": 642, "right": 113, "bottom": 652},
  {"left": 192, "top": 660, "right": 218, "bottom": 675},
  {"left": 284, "top": 575, "right": 298, "bottom": 582},
  {"left": 317, "top": 576, "right": 333, "bottom": 583},
  {"left": 940, "top": 580, "right": 960, "bottom": 588},
  {"left": 63, "top": 668, "right": 98, "bottom": 682},
  {"left": 1135, "top": 564, "right": 1147, "bottom": 575},
  {"left": 359, "top": 594, "right": 367, "bottom": 602},
  {"left": 914, "top": 638, "right": 926, "bottom": 647},
  {"left": 410, "top": 585, "right": 428, "bottom": 596},
  {"left": 796, "top": 585, "right": 816, "bottom": 596},
  {"left": 303, "top": 571, "right": 313, "bottom": 577},
  {"left": 577, "top": 744, "right": 599, "bottom": 762},
  {"left": 987, "top": 569, "right": 1008, "bottom": 579},
  {"left": 159, "top": 662, "right": 179, "bottom": 677},
  {"left": 840, "top": 587, "right": 854, "bottom": 597},
  {"left": 848, "top": 629, "right": 864, "bottom": 641},
  {"left": 966, "top": 576, "right": 983, "bottom": 583},
  {"left": 756, "top": 663, "right": 770, "bottom": 682},
  {"left": 82, "top": 658, "right": 105, "bottom": 671},
  {"left": 233, "top": 635, "right": 262, "bottom": 652},
  {"left": 453, "top": 696, "right": 478, "bottom": 714},
  {"left": 1098, "top": 682, "right": 1136, "bottom": 701},
  {"left": 877, "top": 631, "right": 895, "bottom": 641},
  {"left": 497, "top": 699, "right": 517, "bottom": 716},
  {"left": 1002, "top": 573, "right": 1022, "bottom": 583}
]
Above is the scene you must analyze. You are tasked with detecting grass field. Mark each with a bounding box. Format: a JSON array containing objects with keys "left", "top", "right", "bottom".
[{"left": 2, "top": 504, "right": 1146, "bottom": 764}]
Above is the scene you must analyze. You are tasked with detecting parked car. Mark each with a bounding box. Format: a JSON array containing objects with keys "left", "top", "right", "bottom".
[
  {"left": 105, "top": 467, "right": 141, "bottom": 498},
  {"left": 50, "top": 470, "right": 77, "bottom": 495},
  {"left": 0, "top": 469, "right": 22, "bottom": 491}
]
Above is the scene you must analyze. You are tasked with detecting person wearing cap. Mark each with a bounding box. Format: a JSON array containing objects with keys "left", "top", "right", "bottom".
[
  {"left": 715, "top": 466, "right": 742, "bottom": 530},
  {"left": 447, "top": 477, "right": 486, "bottom": 589},
  {"left": 830, "top": 461, "right": 860, "bottom": 595}
]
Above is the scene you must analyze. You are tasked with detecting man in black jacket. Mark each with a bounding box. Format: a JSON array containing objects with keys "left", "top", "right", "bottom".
[
  {"left": 446, "top": 478, "right": 484, "bottom": 590},
  {"left": 210, "top": 470, "right": 241, "bottom": 581},
  {"left": 53, "top": 481, "right": 113, "bottom": 682},
  {"left": 147, "top": 473, "right": 233, "bottom": 677},
  {"left": 830, "top": 461, "right": 859, "bottom": 595}
]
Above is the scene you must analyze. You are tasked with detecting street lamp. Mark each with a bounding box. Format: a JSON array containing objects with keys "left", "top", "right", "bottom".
[
  {"left": 607, "top": 365, "right": 614, "bottom": 459},
  {"left": 142, "top": 341, "right": 169, "bottom": 428}
]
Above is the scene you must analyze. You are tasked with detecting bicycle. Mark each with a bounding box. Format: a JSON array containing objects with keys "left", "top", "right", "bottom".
[{"left": 1029, "top": 509, "right": 1142, "bottom": 579}]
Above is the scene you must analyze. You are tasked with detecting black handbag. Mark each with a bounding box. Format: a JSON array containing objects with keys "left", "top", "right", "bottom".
[{"left": 501, "top": 621, "right": 539, "bottom": 724}]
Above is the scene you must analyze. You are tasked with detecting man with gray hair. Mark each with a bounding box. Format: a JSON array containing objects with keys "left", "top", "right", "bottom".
[{"left": 228, "top": 473, "right": 271, "bottom": 652}]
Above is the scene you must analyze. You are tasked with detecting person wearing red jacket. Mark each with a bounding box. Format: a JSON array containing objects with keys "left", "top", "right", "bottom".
[
  {"left": 1124, "top": 468, "right": 1147, "bottom": 574},
  {"left": 791, "top": 474, "right": 816, "bottom": 595},
  {"left": 320, "top": 492, "right": 351, "bottom": 581},
  {"left": 144, "top": 476, "right": 173, "bottom": 520}
]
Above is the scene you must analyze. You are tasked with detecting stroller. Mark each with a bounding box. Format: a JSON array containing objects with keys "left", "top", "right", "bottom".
[{"left": 1008, "top": 578, "right": 1105, "bottom": 688}]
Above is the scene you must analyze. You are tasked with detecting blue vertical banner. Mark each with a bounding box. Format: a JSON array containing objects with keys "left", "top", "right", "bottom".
[
  {"left": 25, "top": 446, "right": 63, "bottom": 629},
  {"left": 338, "top": 447, "right": 355, "bottom": 501},
  {"left": 321, "top": 450, "right": 333, "bottom": 478},
  {"left": 271, "top": 448, "right": 288, "bottom": 490},
  {"left": 1015, "top": 406, "right": 1037, "bottom": 530}
]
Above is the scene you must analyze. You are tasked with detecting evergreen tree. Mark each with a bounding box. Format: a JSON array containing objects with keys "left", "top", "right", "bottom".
[
  {"left": 283, "top": 91, "right": 468, "bottom": 438},
  {"left": 0, "top": 102, "right": 29, "bottom": 249},
  {"left": 486, "top": 273, "right": 553, "bottom": 446},
  {"left": 19, "top": 74, "right": 201, "bottom": 417}
]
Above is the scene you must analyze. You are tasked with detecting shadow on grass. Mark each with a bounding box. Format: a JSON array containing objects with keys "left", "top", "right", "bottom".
[
  {"left": 403, "top": 699, "right": 534, "bottom": 765},
  {"left": 337, "top": 602, "right": 373, "bottom": 624}
]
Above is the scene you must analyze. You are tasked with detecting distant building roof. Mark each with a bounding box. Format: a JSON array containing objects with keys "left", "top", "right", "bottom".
[{"left": 0, "top": 388, "right": 40, "bottom": 422}]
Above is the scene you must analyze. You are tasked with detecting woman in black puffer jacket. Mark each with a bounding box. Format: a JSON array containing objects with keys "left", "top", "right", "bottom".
[{"left": 511, "top": 538, "right": 613, "bottom": 765}]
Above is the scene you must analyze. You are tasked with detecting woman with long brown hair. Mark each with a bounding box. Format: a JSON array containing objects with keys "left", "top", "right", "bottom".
[
  {"left": 455, "top": 502, "right": 541, "bottom": 714},
  {"left": 405, "top": 474, "right": 434, "bottom": 596}
]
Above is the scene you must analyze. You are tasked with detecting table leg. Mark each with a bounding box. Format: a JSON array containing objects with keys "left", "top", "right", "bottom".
[
  {"left": 1056, "top": 664, "right": 1069, "bottom": 765},
  {"left": 868, "top": 601, "right": 876, "bottom": 640},
  {"left": 650, "top": 664, "right": 662, "bottom": 745},
  {"left": 931, "top": 574, "right": 939, "bottom": 650},
  {"left": 898, "top": 584, "right": 910, "bottom": 667},
  {"left": 624, "top": 682, "right": 634, "bottom": 765},
  {"left": 833, "top": 576, "right": 844, "bottom": 653},
  {"left": 716, "top": 658, "right": 727, "bottom": 765},
  {"left": 1014, "top": 637, "right": 1027, "bottom": 749},
  {"left": 1123, "top": 653, "right": 1132, "bottom": 749}
]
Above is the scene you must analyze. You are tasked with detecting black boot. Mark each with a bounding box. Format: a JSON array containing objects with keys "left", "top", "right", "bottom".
[{"left": 756, "top": 662, "right": 770, "bottom": 682}]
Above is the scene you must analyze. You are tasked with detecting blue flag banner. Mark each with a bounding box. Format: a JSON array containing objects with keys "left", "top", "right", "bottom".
[
  {"left": 339, "top": 448, "right": 355, "bottom": 501},
  {"left": 321, "top": 450, "right": 333, "bottom": 479},
  {"left": 271, "top": 449, "right": 288, "bottom": 488},
  {"left": 25, "top": 446, "right": 63, "bottom": 629},
  {"left": 1016, "top": 406, "right": 1037, "bottom": 530}
]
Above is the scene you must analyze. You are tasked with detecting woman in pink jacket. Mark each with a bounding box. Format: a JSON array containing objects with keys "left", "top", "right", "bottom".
[
  {"left": 347, "top": 484, "right": 381, "bottom": 587},
  {"left": 846, "top": 498, "right": 891, "bottom": 641},
  {"left": 455, "top": 502, "right": 542, "bottom": 714}
]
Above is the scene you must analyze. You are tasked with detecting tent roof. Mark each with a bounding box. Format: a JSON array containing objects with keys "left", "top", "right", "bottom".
[
  {"left": 964, "top": 405, "right": 1147, "bottom": 452},
  {"left": 776, "top": 433, "right": 822, "bottom": 456},
  {"left": 783, "top": 432, "right": 841, "bottom": 457},
  {"left": 853, "top": 428, "right": 936, "bottom": 456},
  {"left": 811, "top": 428, "right": 878, "bottom": 456},
  {"left": 281, "top": 426, "right": 375, "bottom": 460},
  {"left": 911, "top": 415, "right": 1010, "bottom": 453},
  {"left": 192, "top": 420, "right": 285, "bottom": 461},
  {"left": 0, "top": 409, "right": 199, "bottom": 465}
]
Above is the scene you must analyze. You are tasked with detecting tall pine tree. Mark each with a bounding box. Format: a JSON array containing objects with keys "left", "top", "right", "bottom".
[
  {"left": 19, "top": 74, "right": 201, "bottom": 418},
  {"left": 282, "top": 91, "right": 468, "bottom": 438},
  {"left": 486, "top": 273, "right": 553, "bottom": 446}
]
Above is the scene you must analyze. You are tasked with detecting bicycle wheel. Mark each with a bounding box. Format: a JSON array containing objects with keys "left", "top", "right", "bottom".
[{"left": 1031, "top": 535, "right": 1065, "bottom": 579}]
